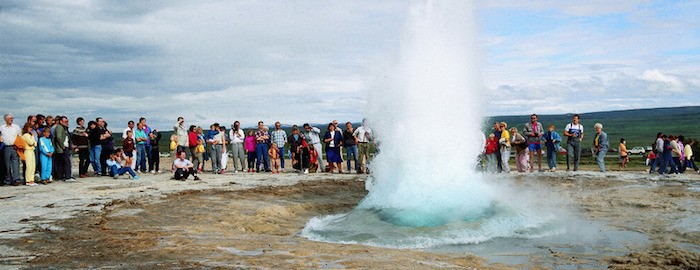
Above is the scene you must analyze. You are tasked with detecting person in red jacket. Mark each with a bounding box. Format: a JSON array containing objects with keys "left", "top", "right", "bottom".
[{"left": 484, "top": 133, "right": 499, "bottom": 173}]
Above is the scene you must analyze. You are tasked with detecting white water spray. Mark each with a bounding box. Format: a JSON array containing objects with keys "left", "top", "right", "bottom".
[{"left": 302, "top": 1, "right": 561, "bottom": 248}]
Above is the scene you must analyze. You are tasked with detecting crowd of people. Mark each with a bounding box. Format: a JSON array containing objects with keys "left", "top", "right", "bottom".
[
  {"left": 483, "top": 114, "right": 699, "bottom": 174},
  {"left": 0, "top": 113, "right": 375, "bottom": 186}
]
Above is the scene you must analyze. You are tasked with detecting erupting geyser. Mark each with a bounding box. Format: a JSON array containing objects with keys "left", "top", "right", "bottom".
[{"left": 302, "top": 0, "right": 561, "bottom": 248}]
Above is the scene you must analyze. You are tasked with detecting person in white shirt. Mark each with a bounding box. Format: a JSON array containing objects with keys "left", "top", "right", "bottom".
[
  {"left": 353, "top": 118, "right": 373, "bottom": 174},
  {"left": 173, "top": 151, "right": 200, "bottom": 181},
  {"left": 229, "top": 121, "right": 246, "bottom": 173},
  {"left": 303, "top": 123, "right": 325, "bottom": 172},
  {"left": 564, "top": 114, "right": 584, "bottom": 172},
  {"left": 0, "top": 113, "right": 21, "bottom": 185},
  {"left": 107, "top": 149, "right": 138, "bottom": 180},
  {"left": 270, "top": 122, "right": 288, "bottom": 172}
]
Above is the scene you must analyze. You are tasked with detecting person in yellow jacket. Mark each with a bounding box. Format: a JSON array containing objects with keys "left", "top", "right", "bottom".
[{"left": 21, "top": 123, "right": 38, "bottom": 186}]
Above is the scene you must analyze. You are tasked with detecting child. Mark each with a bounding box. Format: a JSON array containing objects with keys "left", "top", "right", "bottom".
[
  {"left": 39, "top": 128, "right": 54, "bottom": 184},
  {"left": 307, "top": 141, "right": 318, "bottom": 174},
  {"left": 619, "top": 138, "right": 629, "bottom": 168},
  {"left": 543, "top": 124, "right": 562, "bottom": 172},
  {"left": 219, "top": 126, "right": 228, "bottom": 174},
  {"left": 122, "top": 130, "right": 135, "bottom": 169},
  {"left": 484, "top": 133, "right": 498, "bottom": 173},
  {"left": 170, "top": 134, "right": 178, "bottom": 172},
  {"left": 244, "top": 130, "right": 257, "bottom": 173},
  {"left": 269, "top": 142, "right": 280, "bottom": 174},
  {"left": 107, "top": 148, "right": 138, "bottom": 179},
  {"left": 195, "top": 138, "right": 206, "bottom": 172}
]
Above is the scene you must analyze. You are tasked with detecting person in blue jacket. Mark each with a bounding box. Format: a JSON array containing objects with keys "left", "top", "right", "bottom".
[{"left": 543, "top": 123, "right": 562, "bottom": 172}]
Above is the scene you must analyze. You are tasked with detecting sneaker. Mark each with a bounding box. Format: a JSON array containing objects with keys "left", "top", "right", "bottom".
[
  {"left": 65, "top": 178, "right": 77, "bottom": 182},
  {"left": 233, "top": 170, "right": 238, "bottom": 173},
  {"left": 114, "top": 175, "right": 119, "bottom": 179},
  {"left": 150, "top": 170, "right": 155, "bottom": 174},
  {"left": 550, "top": 168, "right": 556, "bottom": 172},
  {"left": 193, "top": 176, "right": 201, "bottom": 181},
  {"left": 133, "top": 175, "right": 139, "bottom": 180},
  {"left": 303, "top": 169, "right": 309, "bottom": 174},
  {"left": 26, "top": 182, "right": 39, "bottom": 186},
  {"left": 157, "top": 170, "right": 162, "bottom": 174}
]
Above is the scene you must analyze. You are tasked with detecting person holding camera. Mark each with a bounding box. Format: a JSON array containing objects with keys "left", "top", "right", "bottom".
[{"left": 523, "top": 114, "right": 544, "bottom": 173}]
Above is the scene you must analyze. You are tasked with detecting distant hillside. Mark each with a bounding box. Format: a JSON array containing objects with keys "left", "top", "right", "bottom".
[{"left": 485, "top": 106, "right": 700, "bottom": 149}]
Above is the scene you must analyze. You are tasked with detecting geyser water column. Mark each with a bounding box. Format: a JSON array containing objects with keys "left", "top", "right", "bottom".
[
  {"left": 360, "top": 0, "right": 491, "bottom": 227},
  {"left": 301, "top": 0, "right": 561, "bottom": 248}
]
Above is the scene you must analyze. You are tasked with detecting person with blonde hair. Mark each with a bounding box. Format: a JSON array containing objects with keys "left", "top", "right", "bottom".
[
  {"left": 21, "top": 123, "right": 38, "bottom": 186},
  {"left": 499, "top": 122, "right": 511, "bottom": 173},
  {"left": 510, "top": 127, "right": 529, "bottom": 172}
]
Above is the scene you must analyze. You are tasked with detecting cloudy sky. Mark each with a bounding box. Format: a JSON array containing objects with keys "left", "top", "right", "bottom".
[{"left": 1, "top": 1, "right": 698, "bottom": 129}]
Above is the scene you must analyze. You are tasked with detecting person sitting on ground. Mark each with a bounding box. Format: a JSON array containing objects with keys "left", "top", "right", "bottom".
[
  {"left": 619, "top": 138, "right": 629, "bottom": 168},
  {"left": 269, "top": 142, "right": 281, "bottom": 174},
  {"left": 293, "top": 140, "right": 312, "bottom": 174},
  {"left": 307, "top": 140, "right": 319, "bottom": 173},
  {"left": 173, "top": 151, "right": 201, "bottom": 181},
  {"left": 107, "top": 148, "right": 138, "bottom": 180}
]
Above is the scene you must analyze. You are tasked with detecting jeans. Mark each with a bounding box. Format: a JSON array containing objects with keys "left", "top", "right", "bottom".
[
  {"left": 500, "top": 147, "right": 511, "bottom": 173},
  {"left": 210, "top": 144, "right": 222, "bottom": 173},
  {"left": 256, "top": 143, "right": 270, "bottom": 171},
  {"left": 278, "top": 146, "right": 286, "bottom": 169},
  {"left": 495, "top": 145, "right": 503, "bottom": 172},
  {"left": 345, "top": 145, "right": 358, "bottom": 171},
  {"left": 77, "top": 148, "right": 90, "bottom": 175},
  {"left": 674, "top": 157, "right": 686, "bottom": 173},
  {"left": 145, "top": 144, "right": 152, "bottom": 170},
  {"left": 658, "top": 152, "right": 678, "bottom": 174},
  {"left": 650, "top": 151, "right": 661, "bottom": 173},
  {"left": 136, "top": 144, "right": 147, "bottom": 172},
  {"left": 566, "top": 139, "right": 581, "bottom": 171},
  {"left": 595, "top": 147, "right": 607, "bottom": 172},
  {"left": 149, "top": 146, "right": 160, "bottom": 172},
  {"left": 90, "top": 145, "right": 102, "bottom": 174},
  {"left": 485, "top": 153, "right": 497, "bottom": 172},
  {"left": 110, "top": 165, "right": 136, "bottom": 178},
  {"left": 247, "top": 151, "right": 256, "bottom": 170},
  {"left": 546, "top": 145, "right": 557, "bottom": 169},
  {"left": 3, "top": 147, "right": 20, "bottom": 184},
  {"left": 231, "top": 143, "right": 246, "bottom": 171}
]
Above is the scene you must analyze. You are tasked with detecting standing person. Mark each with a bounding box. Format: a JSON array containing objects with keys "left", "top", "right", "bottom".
[
  {"left": 21, "top": 124, "right": 38, "bottom": 186},
  {"left": 207, "top": 123, "right": 222, "bottom": 174},
  {"left": 684, "top": 139, "right": 699, "bottom": 173},
  {"left": 53, "top": 116, "right": 75, "bottom": 181},
  {"left": 288, "top": 126, "right": 305, "bottom": 168},
  {"left": 229, "top": 121, "right": 246, "bottom": 173},
  {"left": 523, "top": 114, "right": 544, "bottom": 172},
  {"left": 323, "top": 123, "right": 344, "bottom": 173},
  {"left": 293, "top": 140, "right": 311, "bottom": 174},
  {"left": 492, "top": 122, "right": 503, "bottom": 173},
  {"left": 651, "top": 132, "right": 664, "bottom": 173},
  {"left": 484, "top": 133, "right": 499, "bottom": 173},
  {"left": 677, "top": 136, "right": 687, "bottom": 173},
  {"left": 592, "top": 123, "right": 609, "bottom": 172},
  {"left": 303, "top": 123, "right": 325, "bottom": 172},
  {"left": 219, "top": 126, "right": 228, "bottom": 174},
  {"left": 149, "top": 130, "right": 161, "bottom": 173},
  {"left": 270, "top": 122, "right": 288, "bottom": 172},
  {"left": 244, "top": 130, "right": 257, "bottom": 173},
  {"left": 564, "top": 114, "right": 584, "bottom": 172},
  {"left": 122, "top": 130, "right": 135, "bottom": 169},
  {"left": 134, "top": 122, "right": 148, "bottom": 173},
  {"left": 173, "top": 151, "right": 201, "bottom": 181},
  {"left": 670, "top": 135, "right": 683, "bottom": 173},
  {"left": 174, "top": 117, "right": 190, "bottom": 158},
  {"left": 543, "top": 124, "right": 562, "bottom": 172},
  {"left": 269, "top": 143, "right": 281, "bottom": 174},
  {"left": 98, "top": 119, "right": 113, "bottom": 177},
  {"left": 343, "top": 122, "right": 359, "bottom": 173},
  {"left": 39, "top": 128, "right": 54, "bottom": 184},
  {"left": 169, "top": 134, "right": 178, "bottom": 172},
  {"left": 499, "top": 122, "right": 511, "bottom": 173},
  {"left": 510, "top": 127, "right": 529, "bottom": 173},
  {"left": 353, "top": 119, "right": 372, "bottom": 174},
  {"left": 255, "top": 121, "right": 271, "bottom": 172},
  {"left": 0, "top": 113, "right": 21, "bottom": 186},
  {"left": 87, "top": 120, "right": 103, "bottom": 176},
  {"left": 122, "top": 120, "right": 136, "bottom": 168},
  {"left": 139, "top": 118, "right": 153, "bottom": 171},
  {"left": 72, "top": 117, "right": 90, "bottom": 178},
  {"left": 188, "top": 126, "right": 200, "bottom": 171},
  {"left": 619, "top": 138, "right": 629, "bottom": 168}
]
